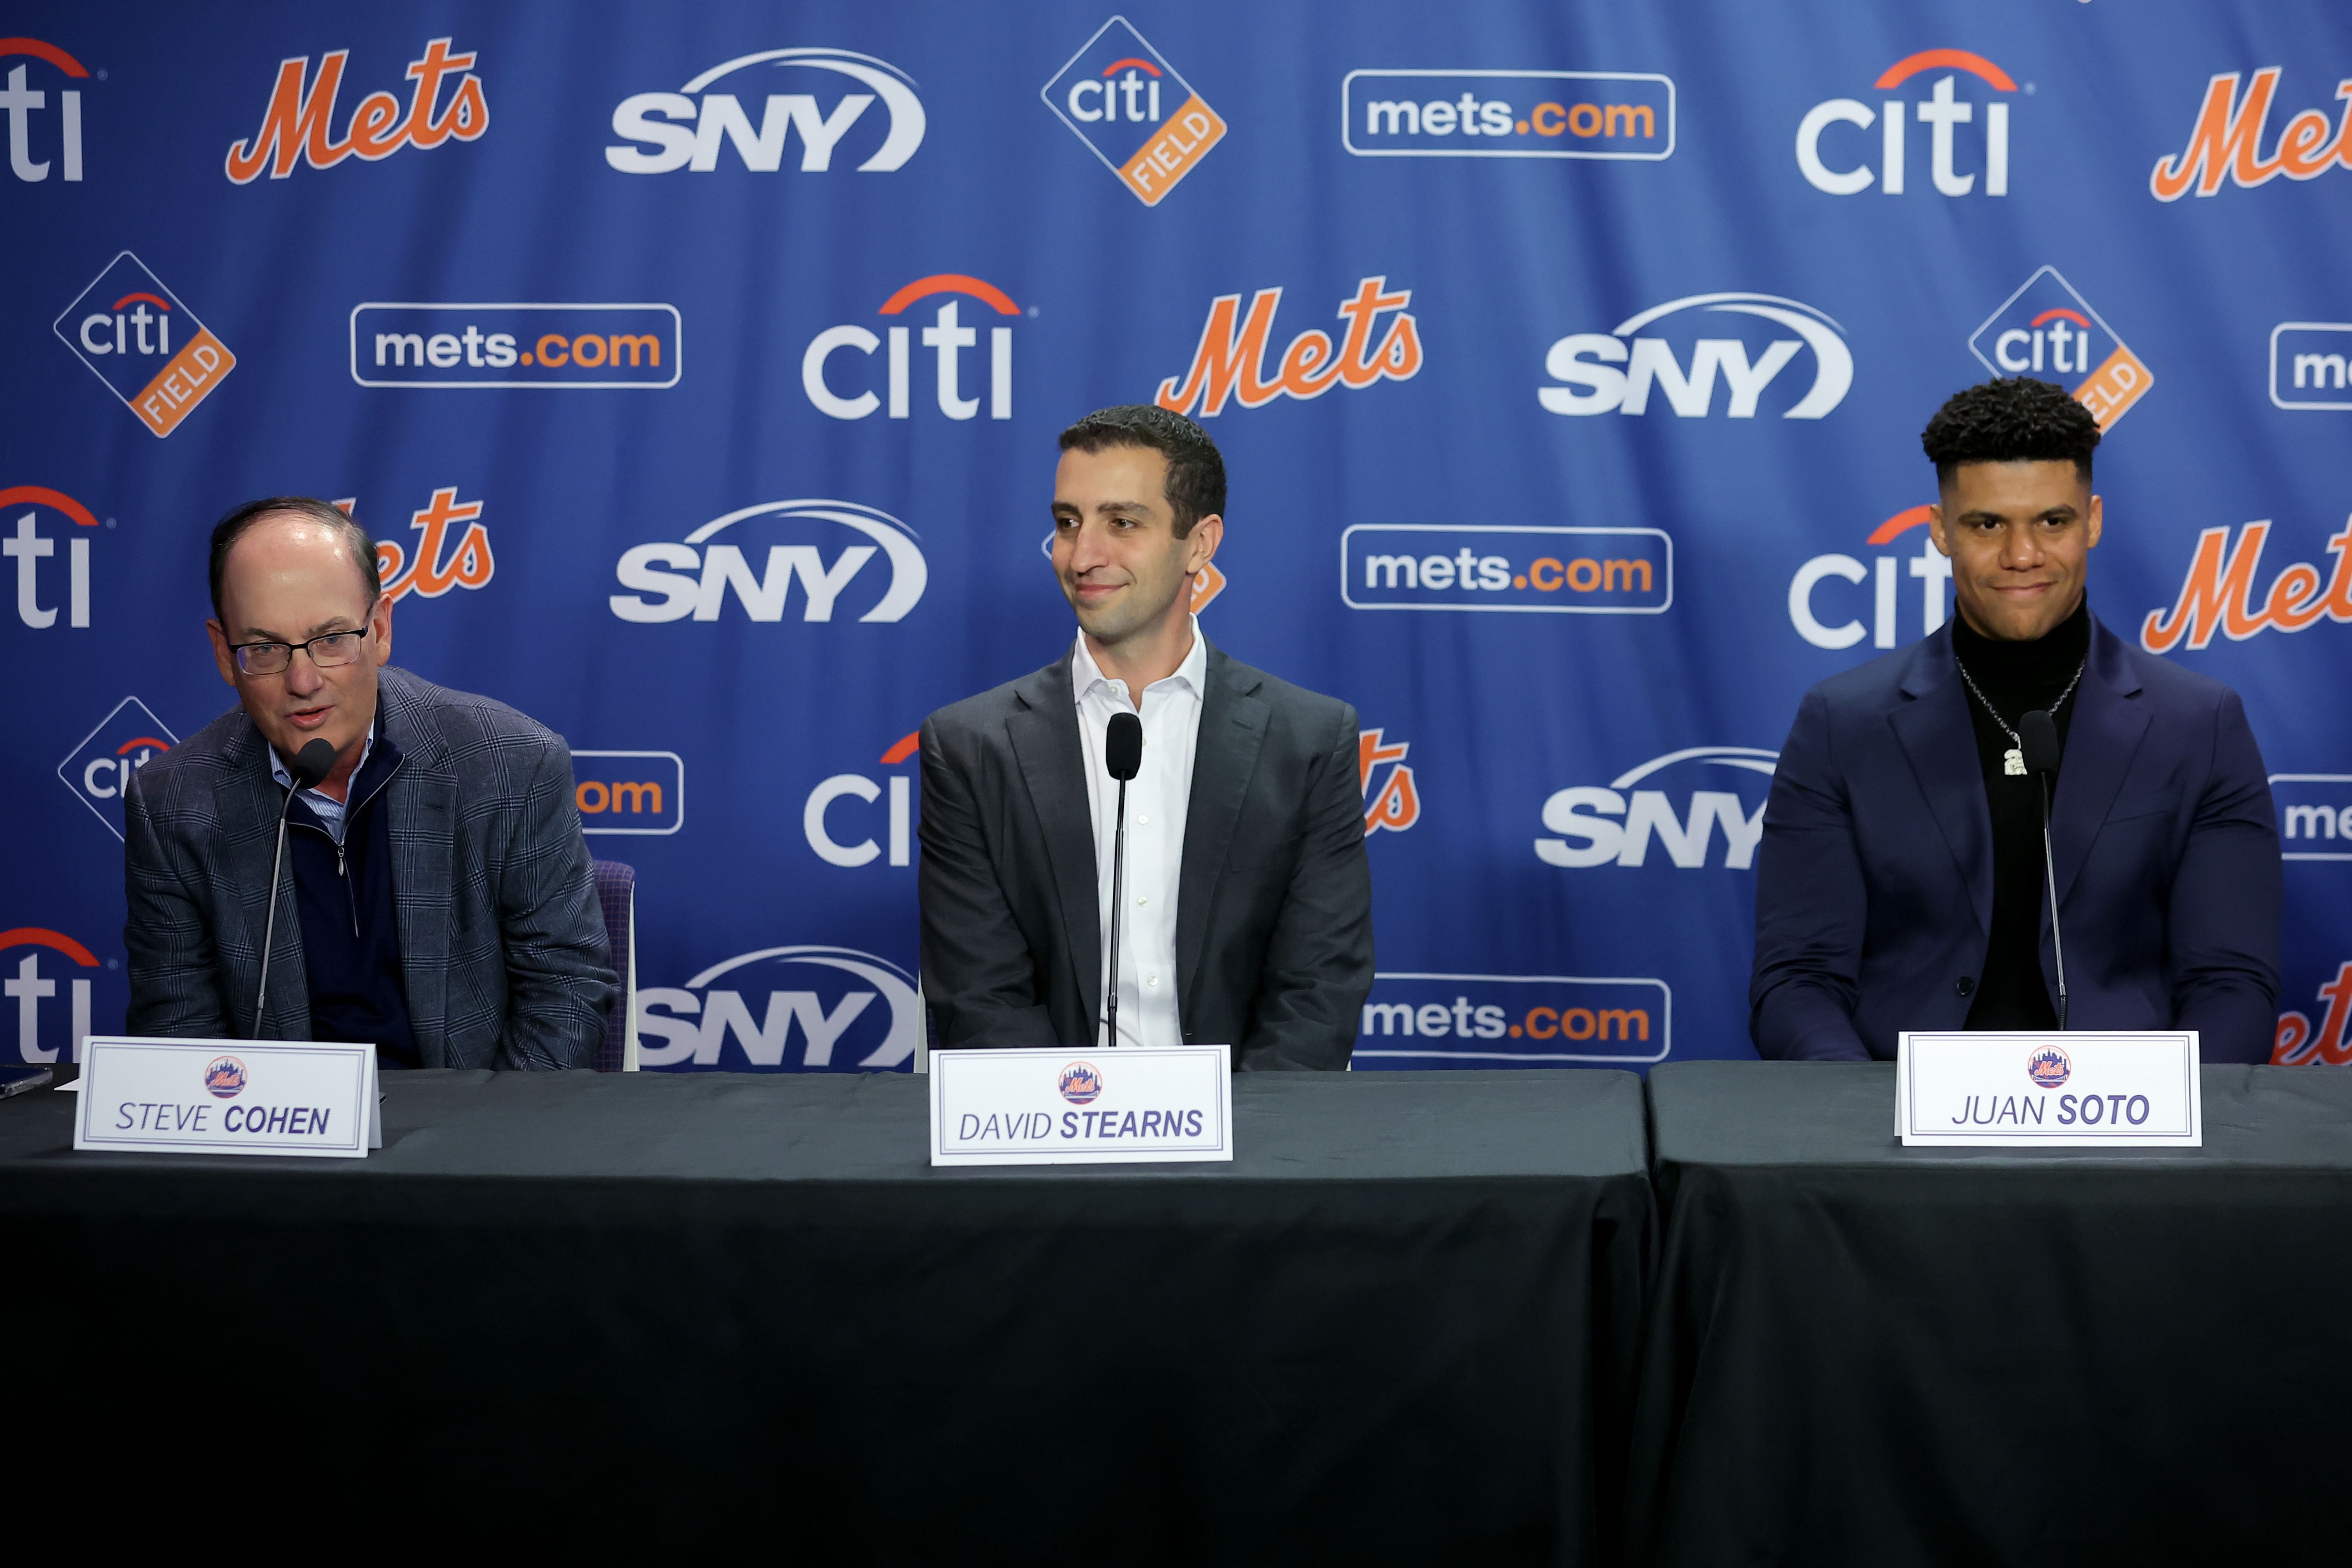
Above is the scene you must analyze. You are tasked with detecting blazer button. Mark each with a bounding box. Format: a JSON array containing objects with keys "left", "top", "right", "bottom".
[{"left": 1955, "top": 977, "right": 1976, "bottom": 998}]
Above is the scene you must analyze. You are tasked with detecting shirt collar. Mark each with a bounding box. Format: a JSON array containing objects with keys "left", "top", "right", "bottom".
[
  {"left": 1072, "top": 615, "right": 1205, "bottom": 705},
  {"left": 270, "top": 727, "right": 374, "bottom": 797}
]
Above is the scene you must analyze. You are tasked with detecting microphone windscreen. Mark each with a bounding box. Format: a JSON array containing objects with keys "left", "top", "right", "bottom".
[
  {"left": 2018, "top": 710, "right": 2062, "bottom": 776},
  {"left": 1105, "top": 712, "right": 1143, "bottom": 781},
  {"left": 292, "top": 737, "right": 340, "bottom": 789}
]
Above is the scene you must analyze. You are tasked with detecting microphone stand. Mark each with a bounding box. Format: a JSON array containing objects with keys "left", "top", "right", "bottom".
[
  {"left": 253, "top": 783, "right": 303, "bottom": 1040},
  {"left": 1105, "top": 772, "right": 1129, "bottom": 1051},
  {"left": 2037, "top": 770, "right": 2067, "bottom": 1031}
]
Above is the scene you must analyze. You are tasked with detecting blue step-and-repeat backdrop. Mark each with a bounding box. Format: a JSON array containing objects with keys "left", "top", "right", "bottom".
[{"left": 4, "top": 1, "right": 2348, "bottom": 1073}]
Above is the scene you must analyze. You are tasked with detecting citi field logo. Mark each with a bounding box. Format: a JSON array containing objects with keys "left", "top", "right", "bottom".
[
  {"left": 2271, "top": 324, "right": 2352, "bottom": 411},
  {"left": 53, "top": 253, "right": 236, "bottom": 437},
  {"left": 1344, "top": 525, "right": 1671, "bottom": 615},
  {"left": 2139, "top": 511, "right": 2352, "bottom": 653},
  {"left": 607, "top": 48, "right": 922, "bottom": 174},
  {"left": 2, "top": 38, "right": 87, "bottom": 182},
  {"left": 225, "top": 37, "right": 486, "bottom": 182},
  {"left": 2272, "top": 775, "right": 2352, "bottom": 863},
  {"left": 805, "top": 275, "right": 1017, "bottom": 421},
  {"left": 1156, "top": 276, "right": 1421, "bottom": 418},
  {"left": 1042, "top": 17, "right": 1225, "bottom": 205},
  {"left": 1355, "top": 974, "right": 1671, "bottom": 1066},
  {"left": 2275, "top": 961, "right": 2352, "bottom": 1064},
  {"left": 352, "top": 304, "right": 680, "bottom": 389},
  {"left": 574, "top": 750, "right": 685, "bottom": 837},
  {"left": 1796, "top": 48, "right": 2016, "bottom": 196},
  {"left": 2151, "top": 68, "right": 2352, "bottom": 200},
  {"left": 1538, "top": 293, "right": 1851, "bottom": 420},
  {"left": 1535, "top": 746, "right": 1777, "bottom": 870},
  {"left": 1969, "top": 267, "right": 2152, "bottom": 432},
  {"left": 806, "top": 731, "right": 919, "bottom": 867},
  {"left": 1343, "top": 70, "right": 1673, "bottom": 160},
  {"left": 636, "top": 945, "right": 919, "bottom": 1071},
  {"left": 1359, "top": 728, "right": 1421, "bottom": 836},
  {"left": 611, "top": 499, "right": 926, "bottom": 625},
  {"left": 1789, "top": 505, "right": 1954, "bottom": 650},
  {"left": 58, "top": 696, "right": 176, "bottom": 842},
  {"left": 3, "top": 927, "right": 98, "bottom": 1063},
  {"left": 3, "top": 486, "right": 99, "bottom": 630}
]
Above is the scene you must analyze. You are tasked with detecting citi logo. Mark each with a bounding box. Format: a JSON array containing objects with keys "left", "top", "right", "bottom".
[
  {"left": 2, "top": 927, "right": 99, "bottom": 1064},
  {"left": 54, "top": 252, "right": 236, "bottom": 437},
  {"left": 574, "top": 750, "right": 685, "bottom": 837},
  {"left": 2152, "top": 68, "right": 2352, "bottom": 200},
  {"left": 225, "top": 37, "right": 487, "bottom": 183},
  {"left": 1042, "top": 16, "right": 1225, "bottom": 205},
  {"left": 1343, "top": 69, "right": 1674, "bottom": 160},
  {"left": 352, "top": 304, "right": 680, "bottom": 389},
  {"left": 1156, "top": 276, "right": 1421, "bottom": 418},
  {"left": 1535, "top": 746, "right": 1777, "bottom": 870},
  {"left": 806, "top": 731, "right": 919, "bottom": 867},
  {"left": 2139, "top": 512, "right": 2352, "bottom": 653},
  {"left": 2271, "top": 775, "right": 2352, "bottom": 863},
  {"left": 611, "top": 499, "right": 926, "bottom": 625},
  {"left": 636, "top": 945, "right": 920, "bottom": 1070},
  {"left": 1359, "top": 728, "right": 1421, "bottom": 836},
  {"left": 1353, "top": 973, "right": 1670, "bottom": 1066},
  {"left": 607, "top": 48, "right": 922, "bottom": 174},
  {"left": 805, "top": 275, "right": 1017, "bottom": 421},
  {"left": 1788, "top": 506, "right": 1953, "bottom": 650},
  {"left": 1968, "top": 267, "right": 2152, "bottom": 432},
  {"left": 57, "top": 696, "right": 177, "bottom": 842},
  {"left": 1796, "top": 48, "right": 2015, "bottom": 197},
  {"left": 3, "top": 485, "right": 99, "bottom": 630},
  {"left": 2274, "top": 961, "right": 2352, "bottom": 1065},
  {"left": 2271, "top": 324, "right": 2352, "bottom": 411},
  {"left": 1, "top": 38, "right": 86, "bottom": 182},
  {"left": 1539, "top": 292, "right": 1851, "bottom": 420}
]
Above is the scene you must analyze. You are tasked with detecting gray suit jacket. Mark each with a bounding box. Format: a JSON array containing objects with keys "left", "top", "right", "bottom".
[
  {"left": 919, "top": 640, "right": 1373, "bottom": 1070},
  {"left": 123, "top": 666, "right": 615, "bottom": 1067}
]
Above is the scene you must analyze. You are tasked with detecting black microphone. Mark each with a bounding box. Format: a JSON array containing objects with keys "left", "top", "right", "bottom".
[
  {"left": 1102, "top": 712, "right": 1142, "bottom": 1051},
  {"left": 254, "top": 737, "right": 339, "bottom": 1040},
  {"left": 2018, "top": 709, "right": 2067, "bottom": 1031}
]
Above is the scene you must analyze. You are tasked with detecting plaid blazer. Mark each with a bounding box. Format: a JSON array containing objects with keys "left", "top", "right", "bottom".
[{"left": 123, "top": 666, "right": 615, "bottom": 1068}]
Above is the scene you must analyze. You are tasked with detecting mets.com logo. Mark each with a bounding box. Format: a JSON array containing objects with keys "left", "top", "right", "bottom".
[
  {"left": 1354, "top": 973, "right": 1671, "bottom": 1066},
  {"left": 635, "top": 945, "right": 919, "bottom": 1071},
  {"left": 1344, "top": 70, "right": 1673, "bottom": 159},
  {"left": 607, "top": 48, "right": 922, "bottom": 173},
  {"left": 1538, "top": 292, "right": 1851, "bottom": 420},
  {"left": 351, "top": 304, "right": 678, "bottom": 388},
  {"left": 1344, "top": 526, "right": 1670, "bottom": 614},
  {"left": 610, "top": 499, "right": 926, "bottom": 624},
  {"left": 1535, "top": 746, "right": 1777, "bottom": 870}
]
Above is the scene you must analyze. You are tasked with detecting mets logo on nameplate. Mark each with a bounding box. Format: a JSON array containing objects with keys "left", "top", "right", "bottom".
[
  {"left": 205, "top": 1056, "right": 247, "bottom": 1098},
  {"left": 1042, "top": 17, "right": 1226, "bottom": 205},
  {"left": 1060, "top": 1061, "right": 1104, "bottom": 1104},
  {"left": 2027, "top": 1043, "right": 2071, "bottom": 1089}
]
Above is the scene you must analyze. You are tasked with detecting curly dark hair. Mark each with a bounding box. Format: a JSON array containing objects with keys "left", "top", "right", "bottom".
[
  {"left": 1921, "top": 379, "right": 2101, "bottom": 486},
  {"left": 1058, "top": 404, "right": 1226, "bottom": 537}
]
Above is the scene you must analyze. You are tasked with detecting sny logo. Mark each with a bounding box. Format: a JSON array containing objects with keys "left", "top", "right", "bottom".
[
  {"left": 2271, "top": 775, "right": 2352, "bottom": 862},
  {"left": 1359, "top": 728, "right": 1421, "bottom": 836},
  {"left": 1969, "top": 266, "right": 2152, "bottom": 432},
  {"left": 806, "top": 731, "right": 918, "bottom": 867},
  {"left": 226, "top": 37, "right": 485, "bottom": 182},
  {"left": 1540, "top": 292, "right": 1850, "bottom": 419},
  {"left": 612, "top": 499, "right": 926, "bottom": 624},
  {"left": 2271, "top": 323, "right": 2352, "bottom": 411},
  {"left": 1789, "top": 505, "right": 1954, "bottom": 650},
  {"left": 1042, "top": 17, "right": 1225, "bottom": 205},
  {"left": 2, "top": 927, "right": 99, "bottom": 1063},
  {"left": 353, "top": 304, "right": 679, "bottom": 389},
  {"left": 806, "top": 275, "right": 1017, "bottom": 421},
  {"left": 1355, "top": 973, "right": 1671, "bottom": 1066},
  {"left": 609, "top": 48, "right": 922, "bottom": 174},
  {"left": 2275, "top": 962, "right": 2352, "bottom": 1064},
  {"left": 636, "top": 945, "right": 920, "bottom": 1071},
  {"left": 3, "top": 486, "right": 99, "bottom": 630},
  {"left": 2140, "top": 509, "right": 2352, "bottom": 653},
  {"left": 1536, "top": 746, "right": 1777, "bottom": 870},
  {"left": 574, "top": 750, "right": 686, "bottom": 837},
  {"left": 1156, "top": 276, "right": 1421, "bottom": 417},
  {"left": 53, "top": 252, "right": 236, "bottom": 437},
  {"left": 1797, "top": 48, "right": 2016, "bottom": 196},
  {"left": 1344, "top": 70, "right": 1673, "bottom": 159},
  {"left": 57, "top": 696, "right": 177, "bottom": 842},
  {"left": 1345, "top": 525, "right": 1671, "bottom": 615},
  {"left": 2151, "top": 68, "right": 2352, "bottom": 200},
  {"left": 1, "top": 38, "right": 86, "bottom": 181}
]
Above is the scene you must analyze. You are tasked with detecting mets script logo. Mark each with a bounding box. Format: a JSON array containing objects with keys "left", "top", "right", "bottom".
[
  {"left": 2151, "top": 68, "right": 2352, "bottom": 200},
  {"left": 1156, "top": 276, "right": 1421, "bottom": 417},
  {"left": 1360, "top": 729, "right": 1421, "bottom": 836},
  {"left": 205, "top": 1056, "right": 247, "bottom": 1098},
  {"left": 225, "top": 38, "right": 487, "bottom": 183},
  {"left": 2140, "top": 508, "right": 2352, "bottom": 653},
  {"left": 1060, "top": 1062, "right": 1105, "bottom": 1104},
  {"left": 2026, "top": 1044, "right": 2071, "bottom": 1089}
]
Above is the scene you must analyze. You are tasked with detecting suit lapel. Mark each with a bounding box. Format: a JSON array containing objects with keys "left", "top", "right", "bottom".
[
  {"left": 377, "top": 672, "right": 456, "bottom": 1065},
  {"left": 2048, "top": 617, "right": 2150, "bottom": 907},
  {"left": 1888, "top": 630, "right": 1993, "bottom": 938},
  {"left": 220, "top": 721, "right": 312, "bottom": 1039},
  {"left": 1177, "top": 645, "right": 1270, "bottom": 1015},
  {"left": 1005, "top": 655, "right": 1102, "bottom": 1030}
]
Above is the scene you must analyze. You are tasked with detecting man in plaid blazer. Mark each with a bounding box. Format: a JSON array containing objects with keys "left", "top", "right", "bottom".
[{"left": 124, "top": 497, "right": 613, "bottom": 1068}]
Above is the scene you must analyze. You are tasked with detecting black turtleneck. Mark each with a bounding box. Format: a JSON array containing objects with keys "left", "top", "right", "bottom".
[{"left": 1948, "top": 597, "right": 2092, "bottom": 1031}]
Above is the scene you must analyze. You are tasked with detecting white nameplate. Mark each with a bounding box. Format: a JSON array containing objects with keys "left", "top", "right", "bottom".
[
  {"left": 930, "top": 1044, "right": 1232, "bottom": 1166},
  {"left": 1897, "top": 1031, "right": 2201, "bottom": 1147},
  {"left": 74, "top": 1037, "right": 380, "bottom": 1158}
]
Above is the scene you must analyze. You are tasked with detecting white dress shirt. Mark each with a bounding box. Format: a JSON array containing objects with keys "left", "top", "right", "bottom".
[
  {"left": 269, "top": 732, "right": 373, "bottom": 846},
  {"left": 1072, "top": 616, "right": 1207, "bottom": 1050}
]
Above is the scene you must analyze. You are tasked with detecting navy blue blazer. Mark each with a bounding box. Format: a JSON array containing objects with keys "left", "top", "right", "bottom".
[{"left": 1750, "top": 613, "right": 2280, "bottom": 1063}]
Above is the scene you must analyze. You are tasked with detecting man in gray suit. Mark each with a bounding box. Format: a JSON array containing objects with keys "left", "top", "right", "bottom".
[
  {"left": 920, "top": 406, "right": 1373, "bottom": 1069},
  {"left": 124, "top": 496, "right": 613, "bottom": 1068}
]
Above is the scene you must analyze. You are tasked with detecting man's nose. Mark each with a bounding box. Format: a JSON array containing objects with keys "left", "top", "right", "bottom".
[
  {"left": 2000, "top": 527, "right": 2045, "bottom": 568},
  {"left": 1067, "top": 522, "right": 1114, "bottom": 574},
  {"left": 283, "top": 650, "right": 324, "bottom": 694}
]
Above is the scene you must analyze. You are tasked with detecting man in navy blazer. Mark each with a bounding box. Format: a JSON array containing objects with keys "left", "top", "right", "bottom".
[{"left": 1751, "top": 380, "right": 2280, "bottom": 1062}]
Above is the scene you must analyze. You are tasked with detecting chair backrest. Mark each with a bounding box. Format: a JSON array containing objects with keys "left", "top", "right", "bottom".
[{"left": 591, "top": 859, "right": 636, "bottom": 1072}]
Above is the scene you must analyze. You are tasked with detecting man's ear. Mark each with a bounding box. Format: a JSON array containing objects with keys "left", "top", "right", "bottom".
[
  {"left": 1183, "top": 514, "right": 1223, "bottom": 574},
  {"left": 2085, "top": 493, "right": 2103, "bottom": 550},
  {"left": 1925, "top": 502, "right": 1953, "bottom": 558},
  {"left": 205, "top": 619, "right": 238, "bottom": 686}
]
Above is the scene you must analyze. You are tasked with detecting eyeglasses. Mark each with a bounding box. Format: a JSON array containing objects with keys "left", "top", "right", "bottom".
[{"left": 229, "top": 626, "right": 371, "bottom": 676}]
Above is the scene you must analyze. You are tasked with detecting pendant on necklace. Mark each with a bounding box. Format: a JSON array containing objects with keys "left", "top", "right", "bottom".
[{"left": 2003, "top": 748, "right": 2026, "bottom": 776}]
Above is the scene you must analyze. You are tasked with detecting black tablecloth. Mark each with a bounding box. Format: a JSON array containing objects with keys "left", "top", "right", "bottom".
[
  {"left": 2, "top": 1067, "right": 1651, "bottom": 1565},
  {"left": 1627, "top": 1061, "right": 2352, "bottom": 1568}
]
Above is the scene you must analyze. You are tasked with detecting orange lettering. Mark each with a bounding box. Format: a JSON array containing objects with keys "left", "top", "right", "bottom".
[
  {"left": 2266, "top": 563, "right": 2327, "bottom": 630},
  {"left": 536, "top": 334, "right": 570, "bottom": 367},
  {"left": 2275, "top": 109, "right": 2337, "bottom": 178},
  {"left": 225, "top": 52, "right": 352, "bottom": 183},
  {"left": 2150, "top": 69, "right": 2282, "bottom": 199},
  {"left": 2141, "top": 522, "right": 2270, "bottom": 651},
  {"left": 346, "top": 91, "right": 406, "bottom": 159},
  {"left": 1529, "top": 557, "right": 1565, "bottom": 591},
  {"left": 1532, "top": 102, "right": 1566, "bottom": 136},
  {"left": 1278, "top": 329, "right": 1341, "bottom": 398},
  {"left": 1155, "top": 290, "right": 1282, "bottom": 416},
  {"left": 1526, "top": 1007, "right": 1558, "bottom": 1040}
]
